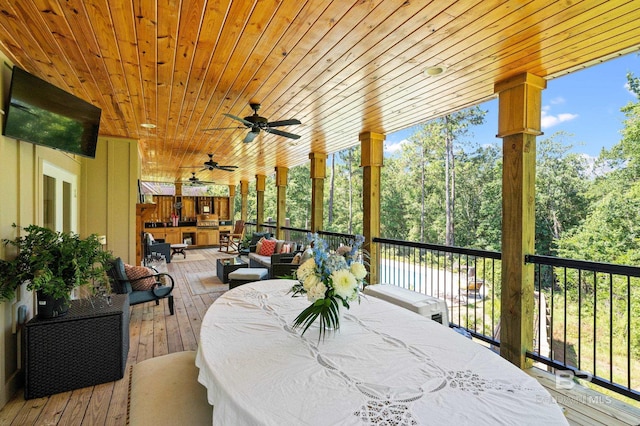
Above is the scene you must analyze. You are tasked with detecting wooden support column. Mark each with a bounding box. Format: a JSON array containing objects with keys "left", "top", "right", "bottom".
[
  {"left": 228, "top": 185, "right": 236, "bottom": 221},
  {"left": 275, "top": 166, "right": 288, "bottom": 240},
  {"left": 240, "top": 180, "right": 249, "bottom": 222},
  {"left": 309, "top": 152, "right": 327, "bottom": 232},
  {"left": 360, "top": 131, "right": 385, "bottom": 285},
  {"left": 255, "top": 175, "right": 266, "bottom": 232},
  {"left": 495, "top": 72, "right": 546, "bottom": 368}
]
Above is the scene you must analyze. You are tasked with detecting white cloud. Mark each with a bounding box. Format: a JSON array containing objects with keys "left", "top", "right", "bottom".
[
  {"left": 549, "top": 96, "right": 565, "bottom": 105},
  {"left": 541, "top": 110, "right": 578, "bottom": 129},
  {"left": 385, "top": 140, "right": 407, "bottom": 153}
]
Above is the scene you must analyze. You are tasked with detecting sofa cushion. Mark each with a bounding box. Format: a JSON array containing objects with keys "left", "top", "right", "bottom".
[{"left": 248, "top": 252, "right": 271, "bottom": 267}]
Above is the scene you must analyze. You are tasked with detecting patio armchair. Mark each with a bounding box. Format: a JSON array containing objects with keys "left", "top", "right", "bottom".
[
  {"left": 107, "top": 257, "right": 175, "bottom": 315},
  {"left": 219, "top": 220, "right": 245, "bottom": 254},
  {"left": 144, "top": 232, "right": 172, "bottom": 264}
]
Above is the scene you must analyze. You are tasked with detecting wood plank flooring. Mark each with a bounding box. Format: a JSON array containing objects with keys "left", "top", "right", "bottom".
[
  {"left": 0, "top": 248, "right": 227, "bottom": 426},
  {"left": 1, "top": 247, "right": 638, "bottom": 425}
]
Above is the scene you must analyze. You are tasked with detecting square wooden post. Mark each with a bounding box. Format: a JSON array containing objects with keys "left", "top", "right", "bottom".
[
  {"left": 255, "top": 174, "right": 266, "bottom": 232},
  {"left": 309, "top": 152, "right": 327, "bottom": 233},
  {"left": 360, "top": 131, "right": 385, "bottom": 285},
  {"left": 275, "top": 166, "right": 288, "bottom": 240},
  {"left": 240, "top": 180, "right": 249, "bottom": 223},
  {"left": 495, "top": 72, "right": 546, "bottom": 368},
  {"left": 228, "top": 184, "right": 236, "bottom": 221}
]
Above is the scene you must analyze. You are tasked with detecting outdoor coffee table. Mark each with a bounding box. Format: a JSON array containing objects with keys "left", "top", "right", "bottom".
[
  {"left": 170, "top": 243, "right": 188, "bottom": 259},
  {"left": 216, "top": 257, "right": 248, "bottom": 283}
]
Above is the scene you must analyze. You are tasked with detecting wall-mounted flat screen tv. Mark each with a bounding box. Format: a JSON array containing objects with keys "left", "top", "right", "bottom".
[{"left": 2, "top": 66, "right": 101, "bottom": 158}]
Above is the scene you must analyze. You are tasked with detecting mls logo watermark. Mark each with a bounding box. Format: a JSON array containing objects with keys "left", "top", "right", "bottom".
[{"left": 555, "top": 369, "right": 592, "bottom": 389}]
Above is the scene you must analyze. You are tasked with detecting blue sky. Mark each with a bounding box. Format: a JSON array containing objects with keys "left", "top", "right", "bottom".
[{"left": 385, "top": 52, "right": 639, "bottom": 158}]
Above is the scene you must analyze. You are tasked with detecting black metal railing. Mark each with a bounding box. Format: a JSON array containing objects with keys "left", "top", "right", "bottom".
[
  {"left": 239, "top": 226, "right": 639, "bottom": 400},
  {"left": 525, "top": 254, "right": 640, "bottom": 401},
  {"left": 373, "top": 237, "right": 502, "bottom": 345},
  {"left": 245, "top": 222, "right": 357, "bottom": 251}
]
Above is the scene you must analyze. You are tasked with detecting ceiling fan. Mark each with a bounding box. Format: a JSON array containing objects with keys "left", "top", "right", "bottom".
[
  {"left": 182, "top": 153, "right": 238, "bottom": 172},
  {"left": 205, "top": 103, "right": 301, "bottom": 143},
  {"left": 180, "top": 172, "right": 214, "bottom": 186}
]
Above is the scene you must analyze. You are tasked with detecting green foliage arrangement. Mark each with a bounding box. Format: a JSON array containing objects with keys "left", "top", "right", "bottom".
[{"left": 0, "top": 224, "right": 113, "bottom": 301}]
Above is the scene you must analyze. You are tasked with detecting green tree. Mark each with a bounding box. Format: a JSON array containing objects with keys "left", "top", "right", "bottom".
[{"left": 535, "top": 132, "right": 590, "bottom": 256}]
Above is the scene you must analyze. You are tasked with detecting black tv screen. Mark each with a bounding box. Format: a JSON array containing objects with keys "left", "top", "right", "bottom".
[{"left": 2, "top": 67, "right": 101, "bottom": 158}]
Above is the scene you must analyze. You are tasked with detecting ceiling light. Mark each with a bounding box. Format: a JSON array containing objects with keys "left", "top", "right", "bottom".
[
  {"left": 141, "top": 123, "right": 156, "bottom": 129},
  {"left": 423, "top": 66, "right": 446, "bottom": 77}
]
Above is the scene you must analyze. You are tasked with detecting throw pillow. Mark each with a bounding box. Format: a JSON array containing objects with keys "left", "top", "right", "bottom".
[
  {"left": 255, "top": 237, "right": 265, "bottom": 254},
  {"left": 259, "top": 239, "right": 277, "bottom": 256},
  {"left": 275, "top": 239, "right": 285, "bottom": 253},
  {"left": 291, "top": 253, "right": 302, "bottom": 265},
  {"left": 279, "top": 243, "right": 291, "bottom": 254},
  {"left": 124, "top": 264, "right": 157, "bottom": 291}
]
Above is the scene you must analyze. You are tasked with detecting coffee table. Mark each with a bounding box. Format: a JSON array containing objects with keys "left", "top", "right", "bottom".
[
  {"left": 170, "top": 243, "right": 187, "bottom": 259},
  {"left": 216, "top": 257, "right": 248, "bottom": 283}
]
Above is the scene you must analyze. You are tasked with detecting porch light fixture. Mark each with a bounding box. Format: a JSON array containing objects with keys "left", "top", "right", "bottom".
[
  {"left": 423, "top": 66, "right": 446, "bottom": 77},
  {"left": 141, "top": 123, "right": 156, "bottom": 129}
]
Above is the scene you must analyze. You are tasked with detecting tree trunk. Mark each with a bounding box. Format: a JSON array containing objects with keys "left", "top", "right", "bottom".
[
  {"left": 420, "top": 141, "right": 426, "bottom": 242},
  {"left": 328, "top": 153, "right": 335, "bottom": 225},
  {"left": 347, "top": 149, "right": 354, "bottom": 234},
  {"left": 445, "top": 116, "right": 455, "bottom": 247}
]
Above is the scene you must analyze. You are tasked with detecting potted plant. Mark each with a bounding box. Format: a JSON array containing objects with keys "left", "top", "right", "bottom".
[{"left": 0, "top": 224, "right": 113, "bottom": 318}]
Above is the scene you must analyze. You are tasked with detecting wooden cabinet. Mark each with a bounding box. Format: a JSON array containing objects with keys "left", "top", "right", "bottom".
[
  {"left": 215, "top": 197, "right": 229, "bottom": 220},
  {"left": 181, "top": 227, "right": 197, "bottom": 246},
  {"left": 144, "top": 227, "right": 181, "bottom": 244},
  {"left": 164, "top": 228, "right": 181, "bottom": 245},
  {"left": 197, "top": 229, "right": 219, "bottom": 246}
]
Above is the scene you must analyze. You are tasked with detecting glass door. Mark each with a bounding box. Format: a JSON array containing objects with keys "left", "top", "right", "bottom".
[{"left": 42, "top": 162, "right": 77, "bottom": 233}]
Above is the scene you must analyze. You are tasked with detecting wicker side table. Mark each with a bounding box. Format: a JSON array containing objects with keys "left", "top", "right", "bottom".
[{"left": 24, "top": 294, "right": 130, "bottom": 399}]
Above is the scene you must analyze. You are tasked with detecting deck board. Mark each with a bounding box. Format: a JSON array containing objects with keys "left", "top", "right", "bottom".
[{"left": 0, "top": 247, "right": 637, "bottom": 425}]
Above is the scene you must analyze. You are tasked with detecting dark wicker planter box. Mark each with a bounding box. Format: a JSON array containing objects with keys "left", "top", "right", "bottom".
[{"left": 24, "top": 294, "right": 130, "bottom": 399}]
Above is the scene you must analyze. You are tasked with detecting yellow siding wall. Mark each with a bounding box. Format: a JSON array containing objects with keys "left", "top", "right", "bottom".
[{"left": 0, "top": 50, "right": 140, "bottom": 407}]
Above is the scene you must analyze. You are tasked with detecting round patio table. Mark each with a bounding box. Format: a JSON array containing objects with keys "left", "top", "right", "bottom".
[{"left": 196, "top": 280, "right": 568, "bottom": 426}]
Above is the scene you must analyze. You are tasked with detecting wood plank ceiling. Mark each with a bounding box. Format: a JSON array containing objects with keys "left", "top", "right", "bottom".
[{"left": 0, "top": 0, "right": 639, "bottom": 186}]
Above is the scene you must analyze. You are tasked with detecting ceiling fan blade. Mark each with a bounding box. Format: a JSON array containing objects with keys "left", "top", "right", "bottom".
[
  {"left": 244, "top": 131, "right": 259, "bottom": 143},
  {"left": 265, "top": 128, "right": 301, "bottom": 139},
  {"left": 223, "top": 113, "right": 253, "bottom": 127},
  {"left": 202, "top": 126, "right": 245, "bottom": 131},
  {"left": 216, "top": 164, "right": 238, "bottom": 169},
  {"left": 217, "top": 167, "right": 236, "bottom": 172},
  {"left": 267, "top": 119, "right": 301, "bottom": 127}
]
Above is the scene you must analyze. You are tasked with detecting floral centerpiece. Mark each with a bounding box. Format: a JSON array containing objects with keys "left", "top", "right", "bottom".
[{"left": 290, "top": 234, "right": 368, "bottom": 338}]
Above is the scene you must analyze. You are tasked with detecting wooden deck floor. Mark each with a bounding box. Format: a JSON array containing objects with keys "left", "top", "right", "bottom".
[
  {"left": 0, "top": 247, "right": 638, "bottom": 425},
  {"left": 0, "top": 248, "right": 225, "bottom": 426}
]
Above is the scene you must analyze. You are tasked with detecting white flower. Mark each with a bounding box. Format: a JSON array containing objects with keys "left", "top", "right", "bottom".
[
  {"left": 350, "top": 262, "right": 367, "bottom": 280},
  {"left": 296, "top": 258, "right": 316, "bottom": 281},
  {"left": 306, "top": 278, "right": 327, "bottom": 302},
  {"left": 302, "top": 273, "right": 321, "bottom": 292},
  {"left": 331, "top": 269, "right": 358, "bottom": 300}
]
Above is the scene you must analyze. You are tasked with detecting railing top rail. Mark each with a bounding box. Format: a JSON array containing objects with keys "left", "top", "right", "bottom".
[
  {"left": 317, "top": 230, "right": 357, "bottom": 240},
  {"left": 373, "top": 237, "right": 502, "bottom": 260},
  {"left": 526, "top": 254, "right": 640, "bottom": 277}
]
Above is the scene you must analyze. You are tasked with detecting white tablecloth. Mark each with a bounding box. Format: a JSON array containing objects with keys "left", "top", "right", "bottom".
[{"left": 196, "top": 280, "right": 568, "bottom": 425}]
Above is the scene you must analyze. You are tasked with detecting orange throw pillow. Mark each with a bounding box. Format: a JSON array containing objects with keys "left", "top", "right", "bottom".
[
  {"left": 124, "top": 264, "right": 157, "bottom": 291},
  {"left": 259, "top": 239, "right": 277, "bottom": 256}
]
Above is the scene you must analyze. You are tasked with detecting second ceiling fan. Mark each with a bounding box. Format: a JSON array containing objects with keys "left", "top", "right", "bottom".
[{"left": 207, "top": 103, "right": 301, "bottom": 143}]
